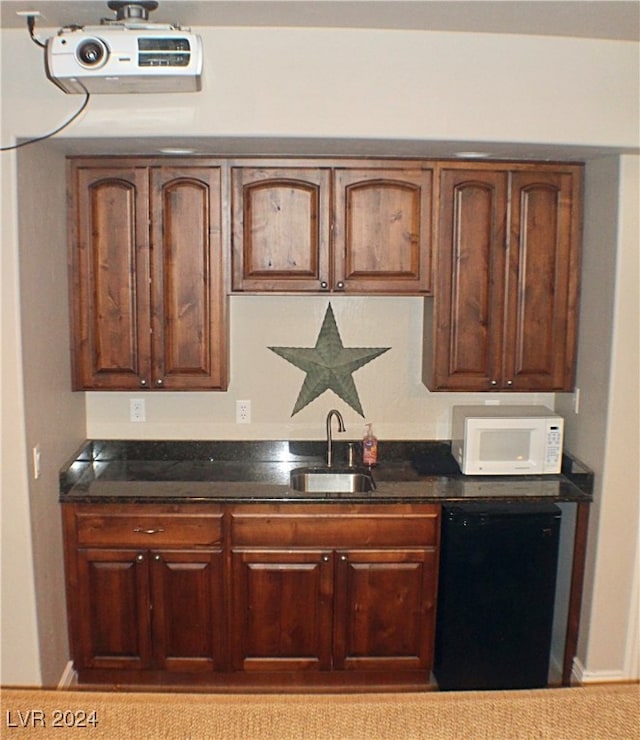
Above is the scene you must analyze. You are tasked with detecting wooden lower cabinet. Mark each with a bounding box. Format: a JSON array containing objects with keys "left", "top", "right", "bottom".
[
  {"left": 63, "top": 504, "right": 226, "bottom": 680},
  {"left": 76, "top": 547, "right": 152, "bottom": 671},
  {"left": 229, "top": 504, "right": 440, "bottom": 681},
  {"left": 63, "top": 502, "right": 440, "bottom": 688},
  {"left": 333, "top": 548, "right": 438, "bottom": 671},
  {"left": 75, "top": 547, "right": 224, "bottom": 673},
  {"left": 231, "top": 547, "right": 437, "bottom": 673},
  {"left": 231, "top": 549, "right": 334, "bottom": 671},
  {"left": 150, "top": 549, "right": 225, "bottom": 672}
]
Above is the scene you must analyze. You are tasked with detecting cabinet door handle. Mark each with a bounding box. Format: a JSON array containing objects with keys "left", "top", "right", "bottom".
[{"left": 133, "top": 527, "right": 165, "bottom": 535}]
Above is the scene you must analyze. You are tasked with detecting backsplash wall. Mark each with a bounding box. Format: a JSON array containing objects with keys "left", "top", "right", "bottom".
[{"left": 86, "top": 295, "right": 554, "bottom": 441}]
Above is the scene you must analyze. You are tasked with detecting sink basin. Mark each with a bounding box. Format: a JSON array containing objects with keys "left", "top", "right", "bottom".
[{"left": 290, "top": 467, "right": 374, "bottom": 494}]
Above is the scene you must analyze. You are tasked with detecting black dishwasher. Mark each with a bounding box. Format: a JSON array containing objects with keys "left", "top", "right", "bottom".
[{"left": 434, "top": 502, "right": 561, "bottom": 691}]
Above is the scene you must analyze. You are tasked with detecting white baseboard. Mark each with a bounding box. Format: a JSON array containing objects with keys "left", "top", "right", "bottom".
[
  {"left": 57, "top": 661, "right": 77, "bottom": 690},
  {"left": 571, "top": 657, "right": 627, "bottom": 685}
]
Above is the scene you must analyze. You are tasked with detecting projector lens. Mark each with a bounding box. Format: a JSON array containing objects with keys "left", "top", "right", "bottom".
[{"left": 77, "top": 39, "right": 108, "bottom": 67}]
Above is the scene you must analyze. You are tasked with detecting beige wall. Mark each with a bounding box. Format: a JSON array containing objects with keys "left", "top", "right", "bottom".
[
  {"left": 5, "top": 27, "right": 636, "bottom": 147},
  {"left": 1, "top": 137, "right": 42, "bottom": 685},
  {"left": 558, "top": 155, "right": 640, "bottom": 680},
  {"left": 87, "top": 295, "right": 553, "bottom": 440},
  {"left": 1, "top": 24, "right": 638, "bottom": 685},
  {"left": 15, "top": 145, "right": 87, "bottom": 685}
]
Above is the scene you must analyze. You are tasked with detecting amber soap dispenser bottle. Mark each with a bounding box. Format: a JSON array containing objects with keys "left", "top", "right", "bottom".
[{"left": 362, "top": 423, "right": 378, "bottom": 467}]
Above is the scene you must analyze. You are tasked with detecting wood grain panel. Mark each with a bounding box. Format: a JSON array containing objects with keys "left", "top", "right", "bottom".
[
  {"left": 231, "top": 167, "right": 331, "bottom": 291},
  {"left": 229, "top": 505, "right": 440, "bottom": 547}
]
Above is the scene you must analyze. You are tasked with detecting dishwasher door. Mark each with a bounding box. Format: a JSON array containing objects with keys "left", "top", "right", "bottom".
[{"left": 434, "top": 502, "right": 561, "bottom": 690}]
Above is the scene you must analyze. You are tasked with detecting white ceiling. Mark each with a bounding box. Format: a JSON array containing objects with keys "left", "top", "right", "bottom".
[{"left": 1, "top": 0, "right": 639, "bottom": 41}]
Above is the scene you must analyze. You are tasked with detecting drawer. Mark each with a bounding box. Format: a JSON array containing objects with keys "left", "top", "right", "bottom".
[
  {"left": 71, "top": 505, "right": 223, "bottom": 548},
  {"left": 230, "top": 504, "right": 440, "bottom": 548}
]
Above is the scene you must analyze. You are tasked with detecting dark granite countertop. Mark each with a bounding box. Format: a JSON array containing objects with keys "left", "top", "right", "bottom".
[{"left": 59, "top": 440, "right": 594, "bottom": 505}]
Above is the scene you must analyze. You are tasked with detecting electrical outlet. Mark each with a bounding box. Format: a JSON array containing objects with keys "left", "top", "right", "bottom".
[
  {"left": 32, "top": 444, "right": 41, "bottom": 480},
  {"left": 130, "top": 398, "right": 146, "bottom": 422},
  {"left": 236, "top": 400, "right": 251, "bottom": 424}
]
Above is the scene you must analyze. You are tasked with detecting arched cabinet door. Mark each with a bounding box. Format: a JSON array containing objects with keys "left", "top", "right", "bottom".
[
  {"left": 231, "top": 166, "right": 332, "bottom": 292},
  {"left": 150, "top": 165, "right": 227, "bottom": 390},
  {"left": 70, "top": 163, "right": 151, "bottom": 390},
  {"left": 333, "top": 167, "right": 433, "bottom": 294},
  {"left": 504, "top": 169, "right": 581, "bottom": 391},
  {"left": 428, "top": 167, "right": 508, "bottom": 391},
  {"left": 231, "top": 161, "right": 433, "bottom": 295},
  {"left": 424, "top": 162, "right": 581, "bottom": 393},
  {"left": 69, "top": 158, "right": 228, "bottom": 391}
]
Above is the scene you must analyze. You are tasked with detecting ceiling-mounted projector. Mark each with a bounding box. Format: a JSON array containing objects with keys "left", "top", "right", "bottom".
[{"left": 45, "top": 1, "right": 202, "bottom": 94}]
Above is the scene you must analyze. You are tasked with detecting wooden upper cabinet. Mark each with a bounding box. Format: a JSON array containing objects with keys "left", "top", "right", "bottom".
[
  {"left": 424, "top": 162, "right": 582, "bottom": 392},
  {"left": 428, "top": 169, "right": 508, "bottom": 390},
  {"left": 333, "top": 168, "right": 433, "bottom": 293},
  {"left": 70, "top": 164, "right": 151, "bottom": 390},
  {"left": 505, "top": 170, "right": 581, "bottom": 390},
  {"left": 231, "top": 166, "right": 331, "bottom": 292},
  {"left": 231, "top": 162, "right": 433, "bottom": 294},
  {"left": 150, "top": 165, "right": 226, "bottom": 390},
  {"left": 69, "top": 159, "right": 228, "bottom": 391}
]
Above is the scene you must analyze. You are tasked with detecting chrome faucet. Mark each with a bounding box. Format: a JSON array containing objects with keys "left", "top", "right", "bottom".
[{"left": 326, "top": 409, "right": 346, "bottom": 467}]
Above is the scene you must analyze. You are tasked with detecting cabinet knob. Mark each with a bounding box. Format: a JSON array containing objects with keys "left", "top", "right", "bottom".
[
  {"left": 336, "top": 281, "right": 345, "bottom": 290},
  {"left": 136, "top": 553, "right": 144, "bottom": 562},
  {"left": 322, "top": 555, "right": 330, "bottom": 562},
  {"left": 490, "top": 379, "right": 498, "bottom": 386},
  {"left": 320, "top": 281, "right": 328, "bottom": 290},
  {"left": 156, "top": 378, "right": 164, "bottom": 386},
  {"left": 154, "top": 554, "right": 161, "bottom": 561},
  {"left": 140, "top": 379, "right": 147, "bottom": 386},
  {"left": 340, "top": 555, "right": 347, "bottom": 562},
  {"left": 506, "top": 379, "right": 513, "bottom": 387}
]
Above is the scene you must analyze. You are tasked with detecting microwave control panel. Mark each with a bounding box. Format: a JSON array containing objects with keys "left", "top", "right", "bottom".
[{"left": 543, "top": 423, "right": 563, "bottom": 470}]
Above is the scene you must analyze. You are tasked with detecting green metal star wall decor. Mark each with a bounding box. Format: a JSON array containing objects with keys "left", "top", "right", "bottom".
[{"left": 269, "top": 303, "right": 390, "bottom": 416}]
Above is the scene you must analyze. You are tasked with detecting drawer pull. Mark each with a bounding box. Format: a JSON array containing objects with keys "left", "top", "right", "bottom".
[{"left": 132, "top": 527, "right": 166, "bottom": 535}]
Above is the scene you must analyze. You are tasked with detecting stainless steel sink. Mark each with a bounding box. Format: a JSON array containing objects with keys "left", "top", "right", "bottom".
[{"left": 289, "top": 467, "right": 374, "bottom": 494}]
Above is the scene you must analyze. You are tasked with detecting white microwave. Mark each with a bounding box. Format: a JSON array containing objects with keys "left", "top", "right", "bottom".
[{"left": 452, "top": 405, "right": 564, "bottom": 475}]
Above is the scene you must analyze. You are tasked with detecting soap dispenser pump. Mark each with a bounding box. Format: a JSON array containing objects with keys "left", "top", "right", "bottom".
[{"left": 362, "top": 423, "right": 378, "bottom": 467}]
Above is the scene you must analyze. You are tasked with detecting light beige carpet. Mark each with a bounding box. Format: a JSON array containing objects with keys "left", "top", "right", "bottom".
[{"left": 2, "top": 683, "right": 638, "bottom": 739}]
